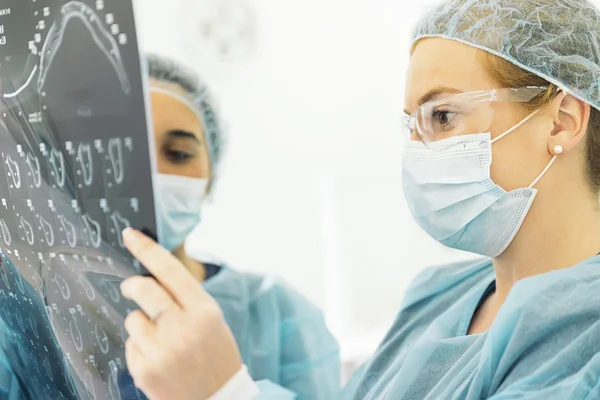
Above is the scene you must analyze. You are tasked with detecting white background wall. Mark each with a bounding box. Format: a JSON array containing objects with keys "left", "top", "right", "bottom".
[{"left": 134, "top": 0, "right": 480, "bottom": 370}]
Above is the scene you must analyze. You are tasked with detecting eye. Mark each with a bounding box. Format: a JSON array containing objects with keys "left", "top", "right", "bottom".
[
  {"left": 165, "top": 149, "right": 194, "bottom": 164},
  {"left": 431, "top": 108, "right": 458, "bottom": 131},
  {"left": 432, "top": 109, "right": 454, "bottom": 124}
]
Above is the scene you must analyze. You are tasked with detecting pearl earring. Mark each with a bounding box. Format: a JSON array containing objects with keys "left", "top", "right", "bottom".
[{"left": 554, "top": 145, "right": 564, "bottom": 155}]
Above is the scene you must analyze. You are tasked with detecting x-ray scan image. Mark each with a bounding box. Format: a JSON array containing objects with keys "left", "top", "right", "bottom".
[{"left": 0, "top": 0, "right": 156, "bottom": 398}]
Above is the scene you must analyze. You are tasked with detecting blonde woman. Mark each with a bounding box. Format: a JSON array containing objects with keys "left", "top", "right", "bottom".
[{"left": 122, "top": 1, "right": 600, "bottom": 398}]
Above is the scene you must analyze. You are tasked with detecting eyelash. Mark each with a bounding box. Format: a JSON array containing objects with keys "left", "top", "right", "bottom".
[
  {"left": 431, "top": 107, "right": 457, "bottom": 130},
  {"left": 165, "top": 150, "right": 194, "bottom": 163}
]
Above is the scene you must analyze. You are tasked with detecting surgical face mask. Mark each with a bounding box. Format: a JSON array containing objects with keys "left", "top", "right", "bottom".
[
  {"left": 402, "top": 110, "right": 559, "bottom": 257},
  {"left": 153, "top": 173, "right": 208, "bottom": 251}
]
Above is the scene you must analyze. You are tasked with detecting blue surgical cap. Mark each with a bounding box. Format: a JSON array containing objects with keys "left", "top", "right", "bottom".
[
  {"left": 412, "top": 0, "right": 600, "bottom": 111},
  {"left": 146, "top": 53, "right": 226, "bottom": 182}
]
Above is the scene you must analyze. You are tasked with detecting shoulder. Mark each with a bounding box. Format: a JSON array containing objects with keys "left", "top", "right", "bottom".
[
  {"left": 500, "top": 255, "right": 600, "bottom": 316},
  {"left": 374, "top": 257, "right": 493, "bottom": 350},
  {"left": 204, "top": 265, "right": 323, "bottom": 320},
  {"left": 487, "top": 256, "right": 600, "bottom": 398},
  {"left": 237, "top": 269, "right": 323, "bottom": 319},
  {"left": 210, "top": 267, "right": 339, "bottom": 357},
  {"left": 401, "top": 256, "right": 494, "bottom": 309}
]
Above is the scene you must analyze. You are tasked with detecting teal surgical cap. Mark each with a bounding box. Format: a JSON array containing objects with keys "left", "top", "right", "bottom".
[{"left": 412, "top": 0, "right": 600, "bottom": 111}]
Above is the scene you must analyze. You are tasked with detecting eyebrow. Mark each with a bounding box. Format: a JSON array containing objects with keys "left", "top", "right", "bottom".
[
  {"left": 166, "top": 129, "right": 202, "bottom": 144},
  {"left": 403, "top": 86, "right": 464, "bottom": 115}
]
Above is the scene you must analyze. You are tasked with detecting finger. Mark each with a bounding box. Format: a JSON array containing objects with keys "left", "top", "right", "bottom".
[
  {"left": 122, "top": 228, "right": 211, "bottom": 307},
  {"left": 121, "top": 276, "right": 180, "bottom": 321},
  {"left": 125, "top": 338, "right": 149, "bottom": 387},
  {"left": 125, "top": 338, "right": 144, "bottom": 371},
  {"left": 124, "top": 310, "right": 157, "bottom": 353}
]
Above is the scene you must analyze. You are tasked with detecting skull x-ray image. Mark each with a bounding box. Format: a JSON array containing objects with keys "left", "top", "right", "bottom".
[{"left": 0, "top": 0, "right": 156, "bottom": 398}]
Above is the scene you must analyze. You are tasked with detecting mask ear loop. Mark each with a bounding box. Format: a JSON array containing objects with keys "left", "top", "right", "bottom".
[
  {"left": 491, "top": 109, "right": 540, "bottom": 144},
  {"left": 528, "top": 88, "right": 569, "bottom": 188},
  {"left": 528, "top": 146, "right": 563, "bottom": 188},
  {"left": 558, "top": 85, "right": 569, "bottom": 96}
]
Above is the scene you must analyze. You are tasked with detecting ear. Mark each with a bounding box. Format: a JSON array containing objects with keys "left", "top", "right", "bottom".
[{"left": 548, "top": 92, "right": 590, "bottom": 155}]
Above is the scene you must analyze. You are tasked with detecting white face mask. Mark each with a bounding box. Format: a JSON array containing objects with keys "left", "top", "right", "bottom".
[{"left": 153, "top": 173, "right": 208, "bottom": 251}]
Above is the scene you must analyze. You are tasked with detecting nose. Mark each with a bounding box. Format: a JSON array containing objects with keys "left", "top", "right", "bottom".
[
  {"left": 404, "top": 114, "right": 423, "bottom": 142},
  {"left": 410, "top": 128, "right": 420, "bottom": 141},
  {"left": 403, "top": 116, "right": 420, "bottom": 142}
]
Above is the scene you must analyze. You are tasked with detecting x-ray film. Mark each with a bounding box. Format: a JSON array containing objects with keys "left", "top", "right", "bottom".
[{"left": 0, "top": 0, "right": 156, "bottom": 398}]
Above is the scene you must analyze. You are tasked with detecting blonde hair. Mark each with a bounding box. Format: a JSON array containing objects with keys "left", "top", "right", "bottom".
[{"left": 483, "top": 53, "right": 600, "bottom": 191}]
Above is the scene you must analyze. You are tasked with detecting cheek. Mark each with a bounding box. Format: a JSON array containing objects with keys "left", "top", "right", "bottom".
[
  {"left": 489, "top": 125, "right": 550, "bottom": 191},
  {"left": 155, "top": 149, "right": 169, "bottom": 174},
  {"left": 188, "top": 158, "right": 210, "bottom": 179}
]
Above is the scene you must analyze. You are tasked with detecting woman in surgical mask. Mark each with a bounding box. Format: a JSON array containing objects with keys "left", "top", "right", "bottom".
[
  {"left": 139, "top": 53, "right": 340, "bottom": 400},
  {"left": 121, "top": 1, "right": 600, "bottom": 399}
]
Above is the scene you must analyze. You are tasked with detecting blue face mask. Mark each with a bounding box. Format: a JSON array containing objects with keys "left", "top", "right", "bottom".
[
  {"left": 402, "top": 112, "right": 559, "bottom": 257},
  {"left": 153, "top": 173, "right": 208, "bottom": 251}
]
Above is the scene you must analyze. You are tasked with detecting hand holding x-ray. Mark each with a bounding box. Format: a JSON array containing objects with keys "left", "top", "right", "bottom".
[{"left": 120, "top": 228, "right": 242, "bottom": 400}]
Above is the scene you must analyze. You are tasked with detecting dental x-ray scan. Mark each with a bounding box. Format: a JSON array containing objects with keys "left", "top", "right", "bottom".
[{"left": 0, "top": 0, "right": 156, "bottom": 398}]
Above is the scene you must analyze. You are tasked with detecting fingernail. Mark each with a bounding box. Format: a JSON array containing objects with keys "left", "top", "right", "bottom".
[
  {"left": 122, "top": 227, "right": 137, "bottom": 244},
  {"left": 120, "top": 279, "right": 131, "bottom": 294}
]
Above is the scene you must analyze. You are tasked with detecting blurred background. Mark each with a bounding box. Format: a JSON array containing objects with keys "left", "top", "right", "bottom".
[{"left": 133, "top": 0, "right": 482, "bottom": 379}]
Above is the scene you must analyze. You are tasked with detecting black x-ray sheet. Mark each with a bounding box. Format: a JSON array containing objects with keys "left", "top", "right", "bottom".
[{"left": 0, "top": 0, "right": 156, "bottom": 398}]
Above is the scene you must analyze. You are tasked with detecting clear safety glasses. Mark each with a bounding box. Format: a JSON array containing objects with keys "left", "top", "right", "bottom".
[{"left": 402, "top": 86, "right": 548, "bottom": 146}]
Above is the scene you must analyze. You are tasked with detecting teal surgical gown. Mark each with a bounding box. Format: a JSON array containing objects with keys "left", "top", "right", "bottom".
[
  {"left": 202, "top": 264, "right": 341, "bottom": 400},
  {"left": 256, "top": 255, "right": 600, "bottom": 399}
]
